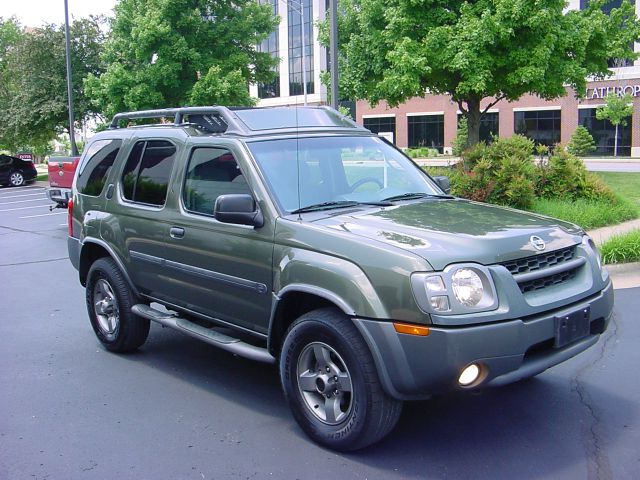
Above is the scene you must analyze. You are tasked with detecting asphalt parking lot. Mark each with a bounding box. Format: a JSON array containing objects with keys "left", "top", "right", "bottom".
[{"left": 1, "top": 184, "right": 639, "bottom": 479}]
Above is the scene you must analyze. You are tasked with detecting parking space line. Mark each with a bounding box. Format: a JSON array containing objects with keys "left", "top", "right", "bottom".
[
  {"left": 0, "top": 204, "right": 53, "bottom": 212},
  {"left": 0, "top": 192, "right": 47, "bottom": 199},
  {"left": 20, "top": 212, "right": 66, "bottom": 219},
  {"left": 0, "top": 198, "right": 50, "bottom": 205},
  {"left": 0, "top": 186, "right": 44, "bottom": 194}
]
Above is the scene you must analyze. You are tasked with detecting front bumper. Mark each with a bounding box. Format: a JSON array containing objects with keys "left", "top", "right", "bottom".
[{"left": 353, "top": 279, "right": 614, "bottom": 400}]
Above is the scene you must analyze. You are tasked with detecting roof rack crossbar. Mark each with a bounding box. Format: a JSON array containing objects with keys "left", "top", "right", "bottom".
[{"left": 109, "top": 106, "right": 248, "bottom": 134}]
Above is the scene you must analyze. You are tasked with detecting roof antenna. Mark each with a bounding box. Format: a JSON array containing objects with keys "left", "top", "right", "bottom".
[{"left": 296, "top": 95, "right": 302, "bottom": 221}]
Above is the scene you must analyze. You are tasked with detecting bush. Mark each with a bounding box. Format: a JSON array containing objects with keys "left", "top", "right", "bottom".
[
  {"left": 537, "top": 149, "right": 617, "bottom": 202},
  {"left": 567, "top": 126, "right": 596, "bottom": 156},
  {"left": 405, "top": 147, "right": 439, "bottom": 158},
  {"left": 453, "top": 135, "right": 537, "bottom": 209},
  {"left": 452, "top": 117, "right": 468, "bottom": 156}
]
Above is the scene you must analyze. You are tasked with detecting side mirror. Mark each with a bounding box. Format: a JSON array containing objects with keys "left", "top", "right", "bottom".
[
  {"left": 214, "top": 194, "right": 264, "bottom": 228},
  {"left": 433, "top": 176, "right": 451, "bottom": 194}
]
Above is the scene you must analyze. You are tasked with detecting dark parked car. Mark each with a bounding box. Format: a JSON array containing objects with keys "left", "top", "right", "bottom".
[{"left": 0, "top": 154, "right": 37, "bottom": 187}]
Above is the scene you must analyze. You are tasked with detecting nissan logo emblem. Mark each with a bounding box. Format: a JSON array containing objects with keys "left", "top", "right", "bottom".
[{"left": 530, "top": 235, "right": 546, "bottom": 251}]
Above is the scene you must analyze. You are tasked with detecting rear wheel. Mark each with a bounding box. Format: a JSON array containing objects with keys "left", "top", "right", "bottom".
[
  {"left": 9, "top": 171, "right": 25, "bottom": 187},
  {"left": 86, "top": 257, "right": 149, "bottom": 352},
  {"left": 280, "top": 308, "right": 402, "bottom": 451}
]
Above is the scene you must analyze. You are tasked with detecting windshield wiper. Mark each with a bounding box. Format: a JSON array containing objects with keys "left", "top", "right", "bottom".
[
  {"left": 382, "top": 192, "right": 454, "bottom": 202},
  {"left": 291, "top": 200, "right": 392, "bottom": 214}
]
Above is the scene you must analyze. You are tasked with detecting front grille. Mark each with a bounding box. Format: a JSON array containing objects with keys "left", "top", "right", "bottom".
[
  {"left": 500, "top": 246, "right": 580, "bottom": 294},
  {"left": 518, "top": 269, "right": 578, "bottom": 293}
]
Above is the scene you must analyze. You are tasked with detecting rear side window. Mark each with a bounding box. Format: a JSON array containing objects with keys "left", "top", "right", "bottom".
[
  {"left": 183, "top": 147, "right": 250, "bottom": 216},
  {"left": 121, "top": 140, "right": 177, "bottom": 206},
  {"left": 76, "top": 139, "right": 122, "bottom": 196}
]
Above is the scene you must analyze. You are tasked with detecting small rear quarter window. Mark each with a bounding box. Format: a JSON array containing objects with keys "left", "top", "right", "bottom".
[{"left": 76, "top": 139, "right": 122, "bottom": 196}]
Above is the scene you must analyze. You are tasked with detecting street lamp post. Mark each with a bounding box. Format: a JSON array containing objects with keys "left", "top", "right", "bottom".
[{"left": 63, "top": 0, "right": 78, "bottom": 156}]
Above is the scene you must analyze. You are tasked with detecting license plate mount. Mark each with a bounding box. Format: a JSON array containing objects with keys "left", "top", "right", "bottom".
[{"left": 554, "top": 306, "right": 591, "bottom": 348}]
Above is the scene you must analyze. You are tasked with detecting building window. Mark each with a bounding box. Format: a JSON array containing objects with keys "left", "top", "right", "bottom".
[
  {"left": 257, "top": 0, "right": 280, "bottom": 99},
  {"left": 288, "top": 0, "right": 314, "bottom": 96},
  {"left": 579, "top": 108, "right": 632, "bottom": 156},
  {"left": 363, "top": 117, "right": 396, "bottom": 143},
  {"left": 457, "top": 112, "right": 499, "bottom": 144},
  {"left": 408, "top": 115, "right": 444, "bottom": 152},
  {"left": 514, "top": 110, "right": 561, "bottom": 147}
]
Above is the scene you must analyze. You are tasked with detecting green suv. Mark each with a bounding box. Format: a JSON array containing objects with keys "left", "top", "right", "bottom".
[{"left": 68, "top": 106, "right": 613, "bottom": 451}]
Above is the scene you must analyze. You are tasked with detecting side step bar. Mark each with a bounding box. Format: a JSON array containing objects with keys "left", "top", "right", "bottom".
[{"left": 132, "top": 304, "right": 275, "bottom": 364}]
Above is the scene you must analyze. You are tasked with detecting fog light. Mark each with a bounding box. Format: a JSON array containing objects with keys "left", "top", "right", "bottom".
[
  {"left": 458, "top": 364, "right": 481, "bottom": 386},
  {"left": 430, "top": 295, "right": 450, "bottom": 311}
]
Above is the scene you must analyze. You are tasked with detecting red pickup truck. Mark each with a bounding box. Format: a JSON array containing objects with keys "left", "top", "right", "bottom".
[{"left": 47, "top": 156, "right": 80, "bottom": 208}]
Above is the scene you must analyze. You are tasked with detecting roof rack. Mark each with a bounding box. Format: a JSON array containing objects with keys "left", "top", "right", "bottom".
[{"left": 108, "top": 106, "right": 249, "bottom": 134}]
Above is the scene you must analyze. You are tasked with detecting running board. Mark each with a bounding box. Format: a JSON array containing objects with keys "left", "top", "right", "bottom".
[{"left": 132, "top": 304, "right": 274, "bottom": 364}]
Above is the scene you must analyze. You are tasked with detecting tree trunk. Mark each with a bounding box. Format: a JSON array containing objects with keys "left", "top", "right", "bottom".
[
  {"left": 466, "top": 98, "right": 481, "bottom": 148},
  {"left": 614, "top": 124, "right": 619, "bottom": 157}
]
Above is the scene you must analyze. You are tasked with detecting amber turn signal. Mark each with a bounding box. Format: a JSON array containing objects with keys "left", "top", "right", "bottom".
[{"left": 393, "top": 322, "right": 430, "bottom": 336}]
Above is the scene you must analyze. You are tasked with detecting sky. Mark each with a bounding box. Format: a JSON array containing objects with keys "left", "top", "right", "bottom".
[{"left": 0, "top": 0, "right": 117, "bottom": 27}]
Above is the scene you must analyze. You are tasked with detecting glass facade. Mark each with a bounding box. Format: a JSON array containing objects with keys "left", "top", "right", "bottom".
[
  {"left": 579, "top": 107, "right": 632, "bottom": 156},
  {"left": 363, "top": 117, "right": 396, "bottom": 143},
  {"left": 457, "top": 112, "right": 499, "bottom": 144},
  {"left": 514, "top": 110, "right": 561, "bottom": 147},
  {"left": 288, "top": 0, "right": 314, "bottom": 96},
  {"left": 408, "top": 115, "right": 444, "bottom": 152},
  {"left": 257, "top": 0, "right": 280, "bottom": 99}
]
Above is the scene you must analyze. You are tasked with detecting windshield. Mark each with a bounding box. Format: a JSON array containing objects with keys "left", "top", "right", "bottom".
[{"left": 247, "top": 136, "right": 444, "bottom": 213}]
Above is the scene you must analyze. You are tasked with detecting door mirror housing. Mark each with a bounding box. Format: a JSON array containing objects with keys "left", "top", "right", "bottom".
[
  {"left": 433, "top": 176, "right": 451, "bottom": 194},
  {"left": 214, "top": 194, "right": 264, "bottom": 228}
]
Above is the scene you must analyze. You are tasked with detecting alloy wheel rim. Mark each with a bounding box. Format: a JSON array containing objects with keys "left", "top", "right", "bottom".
[
  {"left": 10, "top": 172, "right": 24, "bottom": 186},
  {"left": 93, "top": 279, "right": 119, "bottom": 339},
  {"left": 296, "top": 341, "right": 353, "bottom": 425}
]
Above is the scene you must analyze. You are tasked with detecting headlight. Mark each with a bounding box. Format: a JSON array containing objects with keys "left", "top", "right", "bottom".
[
  {"left": 411, "top": 264, "right": 499, "bottom": 315},
  {"left": 451, "top": 268, "right": 484, "bottom": 306}
]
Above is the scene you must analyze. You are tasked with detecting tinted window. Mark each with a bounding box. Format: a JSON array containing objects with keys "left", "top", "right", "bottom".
[
  {"left": 121, "top": 140, "right": 176, "bottom": 206},
  {"left": 183, "top": 147, "right": 250, "bottom": 216},
  {"left": 76, "top": 139, "right": 122, "bottom": 196}
]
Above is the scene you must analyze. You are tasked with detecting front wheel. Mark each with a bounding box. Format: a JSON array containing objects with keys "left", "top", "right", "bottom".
[
  {"left": 86, "top": 257, "right": 150, "bottom": 352},
  {"left": 280, "top": 308, "right": 402, "bottom": 451},
  {"left": 9, "top": 171, "right": 25, "bottom": 187}
]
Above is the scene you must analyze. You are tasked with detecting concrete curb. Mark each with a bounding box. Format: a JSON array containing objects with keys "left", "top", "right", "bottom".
[{"left": 606, "top": 262, "right": 640, "bottom": 290}]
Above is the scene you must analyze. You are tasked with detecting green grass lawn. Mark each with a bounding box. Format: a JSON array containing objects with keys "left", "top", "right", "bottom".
[
  {"left": 36, "top": 173, "right": 48, "bottom": 182},
  {"left": 601, "top": 229, "right": 640, "bottom": 264},
  {"left": 594, "top": 172, "right": 640, "bottom": 206}
]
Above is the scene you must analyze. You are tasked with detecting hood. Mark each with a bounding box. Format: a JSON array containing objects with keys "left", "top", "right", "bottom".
[{"left": 315, "top": 199, "right": 583, "bottom": 270}]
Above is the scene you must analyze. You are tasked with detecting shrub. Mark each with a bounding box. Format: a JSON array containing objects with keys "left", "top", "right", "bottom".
[
  {"left": 537, "top": 149, "right": 617, "bottom": 202},
  {"left": 452, "top": 117, "right": 468, "bottom": 156},
  {"left": 567, "top": 126, "right": 596, "bottom": 156}
]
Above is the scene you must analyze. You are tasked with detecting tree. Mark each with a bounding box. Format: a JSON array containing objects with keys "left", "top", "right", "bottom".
[
  {"left": 85, "top": 0, "right": 279, "bottom": 118},
  {"left": 452, "top": 117, "right": 468, "bottom": 156},
  {"left": 0, "top": 17, "right": 106, "bottom": 153},
  {"left": 567, "top": 126, "right": 597, "bottom": 156},
  {"left": 326, "top": 0, "right": 640, "bottom": 147},
  {"left": 596, "top": 92, "right": 634, "bottom": 156}
]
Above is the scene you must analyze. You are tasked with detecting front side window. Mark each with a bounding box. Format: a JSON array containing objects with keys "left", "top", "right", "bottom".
[
  {"left": 76, "top": 139, "right": 122, "bottom": 196},
  {"left": 183, "top": 147, "right": 250, "bottom": 216},
  {"left": 247, "top": 136, "right": 442, "bottom": 213},
  {"left": 121, "top": 140, "right": 176, "bottom": 206}
]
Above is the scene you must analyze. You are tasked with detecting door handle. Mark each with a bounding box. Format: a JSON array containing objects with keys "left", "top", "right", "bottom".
[{"left": 170, "top": 227, "right": 185, "bottom": 239}]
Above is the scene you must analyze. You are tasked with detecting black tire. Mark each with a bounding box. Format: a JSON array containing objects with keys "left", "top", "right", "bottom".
[
  {"left": 280, "top": 308, "right": 402, "bottom": 451},
  {"left": 86, "top": 257, "right": 150, "bottom": 352},
  {"left": 9, "top": 171, "right": 25, "bottom": 187}
]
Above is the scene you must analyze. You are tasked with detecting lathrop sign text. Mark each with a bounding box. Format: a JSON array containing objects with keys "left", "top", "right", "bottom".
[{"left": 586, "top": 84, "right": 640, "bottom": 99}]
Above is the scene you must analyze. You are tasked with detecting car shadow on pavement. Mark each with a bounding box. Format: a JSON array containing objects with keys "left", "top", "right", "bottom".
[{"left": 121, "top": 324, "right": 633, "bottom": 479}]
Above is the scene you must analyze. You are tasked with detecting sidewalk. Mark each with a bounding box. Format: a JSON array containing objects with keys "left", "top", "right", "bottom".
[{"left": 587, "top": 219, "right": 640, "bottom": 289}]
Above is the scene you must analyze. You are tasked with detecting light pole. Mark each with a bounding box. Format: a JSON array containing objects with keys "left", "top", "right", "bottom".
[
  {"left": 63, "top": 0, "right": 78, "bottom": 156},
  {"left": 329, "top": 0, "right": 338, "bottom": 110}
]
